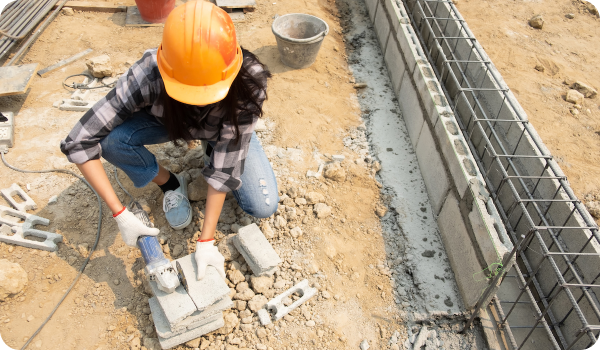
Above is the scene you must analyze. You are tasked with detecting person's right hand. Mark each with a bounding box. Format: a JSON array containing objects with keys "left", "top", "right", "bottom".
[{"left": 114, "top": 208, "right": 159, "bottom": 246}]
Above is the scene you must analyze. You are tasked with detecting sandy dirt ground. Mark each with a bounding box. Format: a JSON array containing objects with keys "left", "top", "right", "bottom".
[
  {"left": 1, "top": 0, "right": 597, "bottom": 349},
  {"left": 457, "top": 0, "right": 600, "bottom": 214},
  {"left": 0, "top": 0, "right": 406, "bottom": 349}
]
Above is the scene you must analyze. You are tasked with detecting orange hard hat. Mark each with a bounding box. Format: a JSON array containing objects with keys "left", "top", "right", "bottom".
[{"left": 157, "top": 1, "right": 242, "bottom": 105}]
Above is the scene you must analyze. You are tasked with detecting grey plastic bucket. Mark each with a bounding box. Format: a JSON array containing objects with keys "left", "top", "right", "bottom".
[{"left": 272, "top": 13, "right": 329, "bottom": 69}]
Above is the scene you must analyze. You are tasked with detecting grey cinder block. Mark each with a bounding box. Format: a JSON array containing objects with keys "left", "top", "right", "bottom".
[
  {"left": 0, "top": 205, "right": 49, "bottom": 229},
  {"left": 149, "top": 296, "right": 223, "bottom": 338},
  {"left": 149, "top": 279, "right": 198, "bottom": 327},
  {"left": 265, "top": 279, "right": 317, "bottom": 321},
  {"left": 373, "top": 0, "right": 391, "bottom": 54},
  {"left": 234, "top": 223, "right": 281, "bottom": 276},
  {"left": 398, "top": 74, "right": 424, "bottom": 149},
  {"left": 415, "top": 125, "right": 450, "bottom": 215},
  {"left": 174, "top": 254, "right": 230, "bottom": 311},
  {"left": 158, "top": 317, "right": 224, "bottom": 350},
  {"left": 0, "top": 226, "right": 62, "bottom": 251},
  {"left": 1, "top": 184, "right": 37, "bottom": 211}
]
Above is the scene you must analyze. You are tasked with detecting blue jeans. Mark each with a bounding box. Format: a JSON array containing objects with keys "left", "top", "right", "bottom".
[{"left": 99, "top": 110, "right": 279, "bottom": 218}]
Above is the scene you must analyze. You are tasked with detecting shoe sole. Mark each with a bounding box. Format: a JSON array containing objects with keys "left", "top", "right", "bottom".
[{"left": 169, "top": 174, "right": 192, "bottom": 230}]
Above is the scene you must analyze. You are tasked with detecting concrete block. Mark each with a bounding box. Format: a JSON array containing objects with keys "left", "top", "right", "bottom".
[
  {"left": 437, "top": 192, "right": 486, "bottom": 309},
  {"left": 158, "top": 317, "right": 224, "bottom": 350},
  {"left": 412, "top": 65, "right": 449, "bottom": 126},
  {"left": 383, "top": 0, "right": 403, "bottom": 33},
  {"left": 234, "top": 224, "right": 281, "bottom": 276},
  {"left": 415, "top": 123, "right": 449, "bottom": 215},
  {"left": 398, "top": 73, "right": 424, "bottom": 149},
  {"left": 0, "top": 204, "right": 49, "bottom": 229},
  {"left": 0, "top": 226, "right": 62, "bottom": 251},
  {"left": 364, "top": 0, "right": 379, "bottom": 23},
  {"left": 175, "top": 254, "right": 230, "bottom": 311},
  {"left": 433, "top": 115, "right": 469, "bottom": 198},
  {"left": 0, "top": 111, "right": 14, "bottom": 151},
  {"left": 395, "top": 23, "right": 420, "bottom": 75},
  {"left": 149, "top": 279, "right": 197, "bottom": 327},
  {"left": 59, "top": 99, "right": 96, "bottom": 112},
  {"left": 149, "top": 296, "right": 224, "bottom": 338},
  {"left": 1, "top": 183, "right": 37, "bottom": 211},
  {"left": 373, "top": 1, "right": 391, "bottom": 54},
  {"left": 265, "top": 279, "right": 317, "bottom": 321},
  {"left": 0, "top": 204, "right": 61, "bottom": 251},
  {"left": 383, "top": 37, "right": 406, "bottom": 96}
]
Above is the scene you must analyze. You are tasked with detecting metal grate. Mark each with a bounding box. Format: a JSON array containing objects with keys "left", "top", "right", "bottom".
[{"left": 399, "top": 0, "right": 600, "bottom": 349}]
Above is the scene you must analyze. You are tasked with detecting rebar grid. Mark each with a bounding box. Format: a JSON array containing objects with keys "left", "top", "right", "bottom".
[{"left": 399, "top": 0, "right": 600, "bottom": 348}]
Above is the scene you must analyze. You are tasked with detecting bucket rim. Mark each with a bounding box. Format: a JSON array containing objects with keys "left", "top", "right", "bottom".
[{"left": 271, "top": 13, "right": 329, "bottom": 44}]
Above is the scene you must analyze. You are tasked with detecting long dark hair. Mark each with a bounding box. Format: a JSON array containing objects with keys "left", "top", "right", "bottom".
[{"left": 161, "top": 48, "right": 272, "bottom": 144}]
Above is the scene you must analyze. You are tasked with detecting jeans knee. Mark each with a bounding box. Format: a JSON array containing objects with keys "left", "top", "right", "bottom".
[{"left": 241, "top": 194, "right": 279, "bottom": 219}]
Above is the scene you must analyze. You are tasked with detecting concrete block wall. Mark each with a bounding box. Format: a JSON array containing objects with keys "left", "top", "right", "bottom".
[
  {"left": 365, "top": 0, "right": 513, "bottom": 311},
  {"left": 387, "top": 0, "right": 600, "bottom": 348}
]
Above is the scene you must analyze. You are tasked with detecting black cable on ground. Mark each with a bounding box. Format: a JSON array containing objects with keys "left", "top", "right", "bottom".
[
  {"left": 62, "top": 73, "right": 117, "bottom": 91},
  {"left": 0, "top": 151, "right": 103, "bottom": 350}
]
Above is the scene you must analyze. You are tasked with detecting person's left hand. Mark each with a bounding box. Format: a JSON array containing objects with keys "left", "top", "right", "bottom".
[{"left": 194, "top": 240, "right": 226, "bottom": 280}]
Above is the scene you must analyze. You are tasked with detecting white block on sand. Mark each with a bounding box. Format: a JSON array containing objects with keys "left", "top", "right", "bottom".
[{"left": 234, "top": 223, "right": 281, "bottom": 276}]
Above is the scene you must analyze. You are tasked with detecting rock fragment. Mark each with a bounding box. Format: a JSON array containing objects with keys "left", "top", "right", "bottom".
[
  {"left": 585, "top": 201, "right": 600, "bottom": 219},
  {"left": 529, "top": 15, "right": 544, "bottom": 29},
  {"left": 313, "top": 203, "right": 332, "bottom": 218},
  {"left": 571, "top": 81, "right": 597, "bottom": 98},
  {"left": 323, "top": 162, "right": 346, "bottom": 182},
  {"left": 86, "top": 55, "right": 113, "bottom": 78},
  {"left": 188, "top": 176, "right": 209, "bottom": 201},
  {"left": 218, "top": 235, "right": 240, "bottom": 261},
  {"left": 566, "top": 89, "right": 585, "bottom": 105},
  {"left": 251, "top": 276, "right": 273, "bottom": 294},
  {"left": 62, "top": 7, "right": 74, "bottom": 15},
  {"left": 0, "top": 259, "right": 28, "bottom": 301},
  {"left": 247, "top": 294, "right": 268, "bottom": 312},
  {"left": 290, "top": 227, "right": 302, "bottom": 238},
  {"left": 305, "top": 192, "right": 325, "bottom": 204}
]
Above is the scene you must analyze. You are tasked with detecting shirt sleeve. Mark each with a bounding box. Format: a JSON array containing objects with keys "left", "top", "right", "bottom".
[
  {"left": 60, "top": 50, "right": 162, "bottom": 164},
  {"left": 202, "top": 59, "right": 268, "bottom": 192}
]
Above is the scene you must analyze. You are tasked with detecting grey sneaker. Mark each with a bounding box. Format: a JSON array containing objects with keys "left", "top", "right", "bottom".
[{"left": 163, "top": 174, "right": 192, "bottom": 230}]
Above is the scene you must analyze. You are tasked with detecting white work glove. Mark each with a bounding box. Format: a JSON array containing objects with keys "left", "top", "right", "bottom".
[
  {"left": 195, "top": 240, "right": 226, "bottom": 281},
  {"left": 114, "top": 208, "right": 160, "bottom": 247}
]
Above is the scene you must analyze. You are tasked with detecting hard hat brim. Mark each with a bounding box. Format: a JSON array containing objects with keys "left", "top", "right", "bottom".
[{"left": 157, "top": 46, "right": 243, "bottom": 106}]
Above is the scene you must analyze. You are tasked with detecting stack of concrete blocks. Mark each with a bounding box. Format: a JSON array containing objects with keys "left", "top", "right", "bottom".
[
  {"left": 233, "top": 223, "right": 282, "bottom": 276},
  {"left": 148, "top": 254, "right": 232, "bottom": 349},
  {"left": 0, "top": 184, "right": 62, "bottom": 251}
]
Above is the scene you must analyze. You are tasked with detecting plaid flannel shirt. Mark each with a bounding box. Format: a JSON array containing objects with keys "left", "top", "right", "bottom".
[{"left": 60, "top": 48, "right": 268, "bottom": 192}]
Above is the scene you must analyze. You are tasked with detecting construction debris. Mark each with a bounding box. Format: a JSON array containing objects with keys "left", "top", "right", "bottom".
[
  {"left": 0, "top": 205, "right": 63, "bottom": 251},
  {"left": 259, "top": 279, "right": 317, "bottom": 325},
  {"left": 233, "top": 223, "right": 281, "bottom": 276},
  {"left": 1, "top": 183, "right": 37, "bottom": 211}
]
